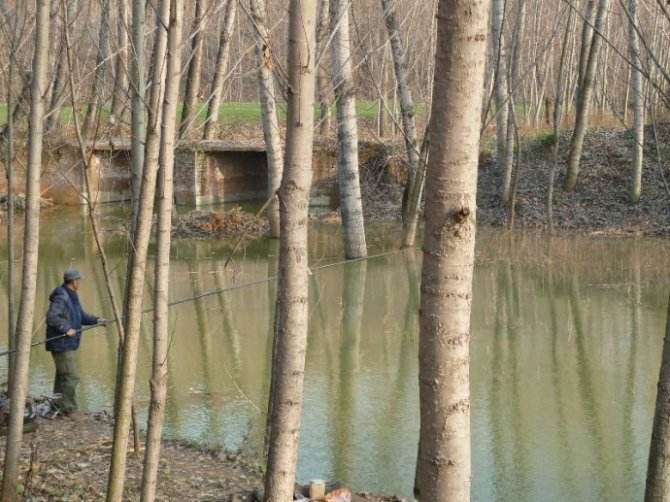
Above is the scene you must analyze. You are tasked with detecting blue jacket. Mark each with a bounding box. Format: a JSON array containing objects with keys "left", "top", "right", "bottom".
[{"left": 46, "top": 285, "right": 99, "bottom": 352}]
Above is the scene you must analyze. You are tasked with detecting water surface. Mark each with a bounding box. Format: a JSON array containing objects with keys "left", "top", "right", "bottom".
[{"left": 0, "top": 208, "right": 668, "bottom": 501}]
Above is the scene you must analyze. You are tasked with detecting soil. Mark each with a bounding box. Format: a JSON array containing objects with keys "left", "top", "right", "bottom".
[
  {"left": 319, "top": 124, "right": 670, "bottom": 237},
  {"left": 477, "top": 125, "right": 670, "bottom": 236},
  {"left": 2, "top": 412, "right": 403, "bottom": 501}
]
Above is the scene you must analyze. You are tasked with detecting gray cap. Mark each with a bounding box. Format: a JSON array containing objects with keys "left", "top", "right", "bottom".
[{"left": 63, "top": 269, "right": 82, "bottom": 282}]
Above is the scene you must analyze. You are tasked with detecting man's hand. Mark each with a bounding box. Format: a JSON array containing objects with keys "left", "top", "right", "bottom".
[
  {"left": 66, "top": 328, "right": 77, "bottom": 337},
  {"left": 98, "top": 318, "right": 107, "bottom": 326}
]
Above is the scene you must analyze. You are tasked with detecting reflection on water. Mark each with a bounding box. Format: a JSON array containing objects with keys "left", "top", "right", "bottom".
[{"left": 0, "top": 208, "right": 668, "bottom": 500}]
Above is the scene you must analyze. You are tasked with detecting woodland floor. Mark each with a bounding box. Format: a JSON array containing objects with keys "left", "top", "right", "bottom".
[
  {"left": 1, "top": 412, "right": 402, "bottom": 502},
  {"left": 306, "top": 125, "right": 670, "bottom": 237},
  {"left": 476, "top": 124, "right": 670, "bottom": 236}
]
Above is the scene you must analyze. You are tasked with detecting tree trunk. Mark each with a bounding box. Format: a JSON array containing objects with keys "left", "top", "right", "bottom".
[
  {"left": 564, "top": 0, "right": 609, "bottom": 191},
  {"left": 110, "top": 0, "right": 130, "bottom": 125},
  {"left": 645, "top": 294, "right": 670, "bottom": 501},
  {"left": 179, "top": 0, "right": 207, "bottom": 139},
  {"left": 547, "top": 7, "right": 574, "bottom": 231},
  {"left": 4, "top": 2, "right": 19, "bottom": 396},
  {"left": 380, "top": 0, "right": 420, "bottom": 223},
  {"left": 316, "top": 0, "right": 332, "bottom": 136},
  {"left": 249, "top": 0, "right": 284, "bottom": 238},
  {"left": 140, "top": 0, "right": 182, "bottom": 499},
  {"left": 1, "top": 0, "right": 51, "bottom": 498},
  {"left": 502, "top": 0, "right": 525, "bottom": 205},
  {"left": 331, "top": 0, "right": 367, "bottom": 259},
  {"left": 577, "top": 0, "right": 596, "bottom": 93},
  {"left": 262, "top": 0, "right": 318, "bottom": 499},
  {"left": 203, "top": 0, "right": 237, "bottom": 140},
  {"left": 83, "top": 0, "right": 111, "bottom": 134},
  {"left": 628, "top": 0, "right": 644, "bottom": 203},
  {"left": 46, "top": 0, "right": 79, "bottom": 133},
  {"left": 130, "top": 0, "right": 146, "bottom": 238},
  {"left": 106, "top": 0, "right": 170, "bottom": 499},
  {"left": 415, "top": 0, "right": 489, "bottom": 500},
  {"left": 491, "top": 0, "right": 509, "bottom": 175}
]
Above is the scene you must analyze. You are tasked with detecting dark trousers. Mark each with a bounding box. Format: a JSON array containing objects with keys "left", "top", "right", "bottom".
[{"left": 52, "top": 350, "right": 79, "bottom": 413}]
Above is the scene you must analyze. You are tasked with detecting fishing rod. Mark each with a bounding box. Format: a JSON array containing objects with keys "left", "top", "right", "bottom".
[{"left": 0, "top": 249, "right": 402, "bottom": 359}]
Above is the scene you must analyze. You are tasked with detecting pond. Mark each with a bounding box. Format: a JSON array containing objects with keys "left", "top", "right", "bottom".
[{"left": 0, "top": 207, "right": 668, "bottom": 501}]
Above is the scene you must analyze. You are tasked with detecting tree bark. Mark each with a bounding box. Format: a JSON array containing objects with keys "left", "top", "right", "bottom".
[
  {"left": 491, "top": 0, "right": 509, "bottom": 177},
  {"left": 179, "top": 0, "right": 207, "bottom": 139},
  {"left": 330, "top": 0, "right": 367, "bottom": 259},
  {"left": 645, "top": 294, "right": 670, "bottom": 501},
  {"left": 110, "top": 0, "right": 130, "bottom": 125},
  {"left": 577, "top": 0, "right": 596, "bottom": 93},
  {"left": 316, "top": 0, "right": 332, "bottom": 136},
  {"left": 140, "top": 0, "right": 182, "bottom": 499},
  {"left": 83, "top": 0, "right": 111, "bottom": 135},
  {"left": 1, "top": 0, "right": 51, "bottom": 498},
  {"left": 130, "top": 0, "right": 146, "bottom": 238},
  {"left": 416, "top": 0, "right": 489, "bottom": 500},
  {"left": 249, "top": 0, "right": 284, "bottom": 238},
  {"left": 380, "top": 0, "right": 420, "bottom": 224},
  {"left": 547, "top": 7, "right": 574, "bottom": 231},
  {"left": 628, "top": 0, "right": 644, "bottom": 203},
  {"left": 502, "top": 0, "right": 525, "bottom": 205},
  {"left": 262, "top": 0, "right": 318, "bottom": 499},
  {"left": 46, "top": 0, "right": 79, "bottom": 133},
  {"left": 564, "top": 0, "right": 609, "bottom": 191},
  {"left": 203, "top": 0, "right": 237, "bottom": 140},
  {"left": 106, "top": 0, "right": 170, "bottom": 499},
  {"left": 4, "top": 0, "right": 20, "bottom": 396}
]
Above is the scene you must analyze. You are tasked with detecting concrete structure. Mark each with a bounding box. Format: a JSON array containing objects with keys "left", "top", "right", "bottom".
[
  {"left": 38, "top": 139, "right": 389, "bottom": 208},
  {"left": 44, "top": 140, "right": 270, "bottom": 207}
]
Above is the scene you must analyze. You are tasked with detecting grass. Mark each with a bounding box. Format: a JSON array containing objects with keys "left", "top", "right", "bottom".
[{"left": 0, "top": 100, "right": 403, "bottom": 129}]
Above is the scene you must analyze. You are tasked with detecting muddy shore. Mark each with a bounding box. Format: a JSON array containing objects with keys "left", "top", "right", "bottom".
[{"left": 2, "top": 412, "right": 402, "bottom": 501}]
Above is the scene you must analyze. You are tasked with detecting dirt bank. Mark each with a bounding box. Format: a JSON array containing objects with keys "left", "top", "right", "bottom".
[
  {"left": 2, "top": 412, "right": 402, "bottom": 501},
  {"left": 477, "top": 125, "right": 670, "bottom": 236}
]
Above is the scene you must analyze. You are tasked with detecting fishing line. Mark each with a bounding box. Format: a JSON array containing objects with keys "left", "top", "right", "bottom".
[{"left": 0, "top": 248, "right": 404, "bottom": 359}]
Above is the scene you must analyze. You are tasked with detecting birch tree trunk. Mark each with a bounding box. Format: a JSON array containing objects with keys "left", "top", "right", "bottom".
[
  {"left": 331, "top": 0, "right": 367, "bottom": 259},
  {"left": 1, "top": 0, "right": 51, "bottom": 498},
  {"left": 645, "top": 294, "right": 670, "bottom": 501},
  {"left": 416, "top": 0, "right": 489, "bottom": 500},
  {"left": 130, "top": 0, "right": 146, "bottom": 236},
  {"left": 491, "top": 0, "right": 509, "bottom": 177},
  {"left": 203, "top": 0, "right": 237, "bottom": 140},
  {"left": 380, "top": 0, "right": 420, "bottom": 221},
  {"left": 628, "top": 0, "right": 644, "bottom": 203},
  {"left": 179, "top": 0, "right": 207, "bottom": 139},
  {"left": 83, "top": 0, "right": 111, "bottom": 134},
  {"left": 140, "top": 0, "right": 182, "bottom": 499},
  {"left": 110, "top": 0, "right": 130, "bottom": 125},
  {"left": 316, "top": 0, "right": 332, "bottom": 136},
  {"left": 564, "top": 0, "right": 609, "bottom": 191},
  {"left": 249, "top": 0, "right": 284, "bottom": 238},
  {"left": 106, "top": 0, "right": 170, "bottom": 499},
  {"left": 262, "top": 0, "right": 318, "bottom": 499}
]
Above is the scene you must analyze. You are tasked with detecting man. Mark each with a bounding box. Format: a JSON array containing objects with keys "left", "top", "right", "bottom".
[{"left": 46, "top": 269, "right": 105, "bottom": 416}]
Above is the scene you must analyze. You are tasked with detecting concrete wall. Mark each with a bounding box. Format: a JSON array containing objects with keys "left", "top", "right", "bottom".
[{"left": 42, "top": 141, "right": 388, "bottom": 208}]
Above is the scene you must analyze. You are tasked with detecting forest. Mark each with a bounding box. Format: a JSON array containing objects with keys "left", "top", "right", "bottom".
[{"left": 0, "top": 0, "right": 670, "bottom": 501}]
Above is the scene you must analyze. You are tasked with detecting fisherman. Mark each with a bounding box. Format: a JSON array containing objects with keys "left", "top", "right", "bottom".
[{"left": 46, "top": 269, "right": 105, "bottom": 417}]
